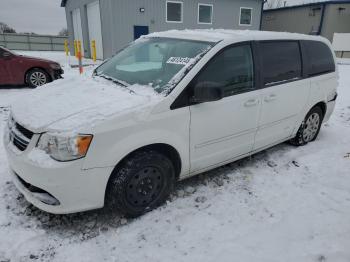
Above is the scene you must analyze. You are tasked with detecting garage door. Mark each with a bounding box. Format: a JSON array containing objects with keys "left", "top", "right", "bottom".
[
  {"left": 72, "top": 8, "right": 84, "bottom": 56},
  {"left": 87, "top": 1, "right": 103, "bottom": 59}
]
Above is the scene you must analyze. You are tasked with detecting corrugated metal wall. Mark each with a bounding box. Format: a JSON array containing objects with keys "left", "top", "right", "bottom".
[
  {"left": 262, "top": 6, "right": 323, "bottom": 35},
  {"left": 0, "top": 33, "right": 67, "bottom": 51},
  {"left": 262, "top": 3, "right": 350, "bottom": 43},
  {"left": 65, "top": 0, "right": 262, "bottom": 59},
  {"left": 322, "top": 3, "right": 350, "bottom": 42}
]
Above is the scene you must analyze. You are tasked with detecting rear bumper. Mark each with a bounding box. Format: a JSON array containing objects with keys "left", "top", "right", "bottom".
[{"left": 324, "top": 93, "right": 337, "bottom": 122}]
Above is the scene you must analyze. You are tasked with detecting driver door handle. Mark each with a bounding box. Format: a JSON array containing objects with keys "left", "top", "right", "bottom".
[{"left": 244, "top": 99, "right": 259, "bottom": 107}]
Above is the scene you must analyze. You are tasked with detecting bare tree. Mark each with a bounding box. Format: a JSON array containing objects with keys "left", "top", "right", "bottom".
[
  {"left": 265, "top": 0, "right": 284, "bottom": 9},
  {"left": 0, "top": 22, "right": 16, "bottom": 34},
  {"left": 58, "top": 28, "right": 68, "bottom": 36}
]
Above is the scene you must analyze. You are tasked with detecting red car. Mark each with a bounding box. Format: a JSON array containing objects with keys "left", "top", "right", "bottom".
[{"left": 0, "top": 46, "right": 63, "bottom": 87}]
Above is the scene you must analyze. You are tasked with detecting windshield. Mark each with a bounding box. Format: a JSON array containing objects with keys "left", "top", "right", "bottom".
[{"left": 95, "top": 37, "right": 215, "bottom": 93}]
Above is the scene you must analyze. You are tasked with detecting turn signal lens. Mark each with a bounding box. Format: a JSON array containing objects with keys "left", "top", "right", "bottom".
[{"left": 77, "top": 135, "right": 93, "bottom": 156}]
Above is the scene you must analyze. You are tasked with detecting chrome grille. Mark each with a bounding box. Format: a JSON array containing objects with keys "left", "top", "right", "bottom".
[{"left": 8, "top": 117, "right": 33, "bottom": 151}]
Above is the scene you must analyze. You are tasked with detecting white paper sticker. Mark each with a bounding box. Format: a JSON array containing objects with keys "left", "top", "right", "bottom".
[{"left": 166, "top": 57, "right": 191, "bottom": 65}]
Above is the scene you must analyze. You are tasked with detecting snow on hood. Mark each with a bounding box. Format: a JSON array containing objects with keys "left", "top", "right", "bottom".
[{"left": 11, "top": 74, "right": 162, "bottom": 133}]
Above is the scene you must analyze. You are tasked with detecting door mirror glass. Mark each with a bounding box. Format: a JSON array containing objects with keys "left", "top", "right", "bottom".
[
  {"left": 191, "top": 81, "right": 223, "bottom": 103},
  {"left": 2, "top": 52, "right": 12, "bottom": 59}
]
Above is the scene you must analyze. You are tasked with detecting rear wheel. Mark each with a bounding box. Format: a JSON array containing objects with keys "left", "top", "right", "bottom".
[
  {"left": 290, "top": 106, "right": 324, "bottom": 146},
  {"left": 26, "top": 69, "right": 50, "bottom": 88},
  {"left": 106, "top": 150, "right": 175, "bottom": 217}
]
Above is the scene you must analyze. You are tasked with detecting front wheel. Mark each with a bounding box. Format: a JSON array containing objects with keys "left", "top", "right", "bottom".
[
  {"left": 106, "top": 150, "right": 175, "bottom": 217},
  {"left": 26, "top": 69, "right": 50, "bottom": 88},
  {"left": 290, "top": 106, "right": 324, "bottom": 146}
]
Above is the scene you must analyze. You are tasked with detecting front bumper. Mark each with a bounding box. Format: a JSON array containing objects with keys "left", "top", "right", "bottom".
[
  {"left": 50, "top": 68, "right": 64, "bottom": 80},
  {"left": 4, "top": 130, "right": 113, "bottom": 214}
]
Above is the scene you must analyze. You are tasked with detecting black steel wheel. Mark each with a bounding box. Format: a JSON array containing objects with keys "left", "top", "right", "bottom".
[{"left": 106, "top": 150, "right": 175, "bottom": 217}]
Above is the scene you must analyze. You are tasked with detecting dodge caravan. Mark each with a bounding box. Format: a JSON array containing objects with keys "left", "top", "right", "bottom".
[{"left": 4, "top": 30, "right": 338, "bottom": 217}]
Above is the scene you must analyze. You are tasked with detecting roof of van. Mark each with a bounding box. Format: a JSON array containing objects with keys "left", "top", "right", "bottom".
[{"left": 147, "top": 29, "right": 328, "bottom": 43}]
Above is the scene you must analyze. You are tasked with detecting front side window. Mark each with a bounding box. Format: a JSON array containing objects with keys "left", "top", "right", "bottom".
[
  {"left": 166, "top": 1, "right": 183, "bottom": 23},
  {"left": 303, "top": 40, "right": 335, "bottom": 77},
  {"left": 193, "top": 44, "right": 255, "bottom": 97},
  {"left": 95, "top": 38, "right": 214, "bottom": 93},
  {"left": 198, "top": 4, "right": 213, "bottom": 24},
  {"left": 260, "top": 41, "right": 302, "bottom": 86},
  {"left": 240, "top": 8, "right": 252, "bottom": 26}
]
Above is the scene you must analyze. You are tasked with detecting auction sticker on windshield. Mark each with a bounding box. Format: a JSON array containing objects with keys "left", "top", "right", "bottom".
[{"left": 166, "top": 57, "right": 191, "bottom": 65}]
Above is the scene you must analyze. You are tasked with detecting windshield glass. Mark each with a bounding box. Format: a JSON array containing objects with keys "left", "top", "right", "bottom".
[{"left": 95, "top": 37, "right": 215, "bottom": 93}]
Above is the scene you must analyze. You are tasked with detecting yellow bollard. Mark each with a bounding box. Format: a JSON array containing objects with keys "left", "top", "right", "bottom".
[
  {"left": 64, "top": 40, "right": 69, "bottom": 56},
  {"left": 74, "top": 40, "right": 78, "bottom": 58},
  {"left": 91, "top": 40, "right": 97, "bottom": 62}
]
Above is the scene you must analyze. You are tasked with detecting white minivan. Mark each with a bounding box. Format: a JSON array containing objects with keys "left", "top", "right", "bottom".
[{"left": 4, "top": 30, "right": 338, "bottom": 217}]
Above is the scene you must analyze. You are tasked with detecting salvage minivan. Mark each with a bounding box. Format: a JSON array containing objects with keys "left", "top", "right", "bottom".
[{"left": 4, "top": 30, "right": 338, "bottom": 217}]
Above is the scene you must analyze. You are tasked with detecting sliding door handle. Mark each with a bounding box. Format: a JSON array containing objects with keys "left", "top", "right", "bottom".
[{"left": 264, "top": 94, "right": 277, "bottom": 102}]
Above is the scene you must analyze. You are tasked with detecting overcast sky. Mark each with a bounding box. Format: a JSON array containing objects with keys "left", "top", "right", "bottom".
[
  {"left": 0, "top": 0, "right": 66, "bottom": 35},
  {"left": 0, "top": 0, "right": 319, "bottom": 35}
]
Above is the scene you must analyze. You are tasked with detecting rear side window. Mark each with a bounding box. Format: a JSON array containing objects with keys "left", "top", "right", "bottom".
[
  {"left": 303, "top": 41, "right": 335, "bottom": 77},
  {"left": 260, "top": 41, "right": 302, "bottom": 86}
]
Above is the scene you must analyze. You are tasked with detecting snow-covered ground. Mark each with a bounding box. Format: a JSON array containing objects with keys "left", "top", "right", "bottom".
[{"left": 0, "top": 53, "right": 350, "bottom": 262}]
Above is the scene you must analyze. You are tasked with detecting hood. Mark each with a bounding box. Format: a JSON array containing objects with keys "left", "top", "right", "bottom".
[
  {"left": 18, "top": 54, "right": 59, "bottom": 65},
  {"left": 11, "top": 74, "right": 162, "bottom": 133}
]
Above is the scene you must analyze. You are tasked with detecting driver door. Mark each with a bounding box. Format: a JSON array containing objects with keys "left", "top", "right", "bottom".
[{"left": 189, "top": 43, "right": 261, "bottom": 173}]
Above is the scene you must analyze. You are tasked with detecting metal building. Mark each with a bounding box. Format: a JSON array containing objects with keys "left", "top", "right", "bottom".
[
  {"left": 262, "top": 0, "right": 350, "bottom": 42},
  {"left": 61, "top": 0, "right": 263, "bottom": 59}
]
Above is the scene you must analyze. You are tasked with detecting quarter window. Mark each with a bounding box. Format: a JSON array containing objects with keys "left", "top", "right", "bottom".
[
  {"left": 240, "top": 8, "right": 252, "bottom": 26},
  {"left": 198, "top": 4, "right": 213, "bottom": 24},
  {"left": 260, "top": 41, "right": 302, "bottom": 86},
  {"left": 303, "top": 41, "right": 335, "bottom": 76},
  {"left": 166, "top": 1, "right": 183, "bottom": 23},
  {"left": 193, "top": 44, "right": 255, "bottom": 97}
]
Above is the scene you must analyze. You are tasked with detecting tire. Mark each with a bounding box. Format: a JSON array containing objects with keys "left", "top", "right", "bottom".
[
  {"left": 26, "top": 68, "right": 50, "bottom": 88},
  {"left": 106, "top": 150, "right": 175, "bottom": 217},
  {"left": 290, "top": 106, "right": 324, "bottom": 146}
]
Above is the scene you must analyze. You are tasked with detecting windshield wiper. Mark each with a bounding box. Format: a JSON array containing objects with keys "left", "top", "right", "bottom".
[{"left": 97, "top": 74, "right": 135, "bottom": 94}]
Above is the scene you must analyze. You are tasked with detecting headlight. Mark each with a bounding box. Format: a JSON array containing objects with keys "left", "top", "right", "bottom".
[
  {"left": 37, "top": 133, "right": 93, "bottom": 161},
  {"left": 49, "top": 63, "right": 61, "bottom": 70}
]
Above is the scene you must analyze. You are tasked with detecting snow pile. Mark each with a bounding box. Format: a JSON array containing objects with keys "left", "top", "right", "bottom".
[
  {"left": 10, "top": 72, "right": 162, "bottom": 132},
  {"left": 27, "top": 148, "right": 61, "bottom": 168}
]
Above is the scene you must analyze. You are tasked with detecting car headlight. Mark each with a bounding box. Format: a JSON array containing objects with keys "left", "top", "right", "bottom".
[
  {"left": 49, "top": 63, "right": 61, "bottom": 70},
  {"left": 37, "top": 133, "right": 93, "bottom": 161}
]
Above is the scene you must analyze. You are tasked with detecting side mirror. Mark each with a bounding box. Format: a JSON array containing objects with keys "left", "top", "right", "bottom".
[
  {"left": 191, "top": 81, "right": 223, "bottom": 104},
  {"left": 2, "top": 52, "right": 12, "bottom": 59}
]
